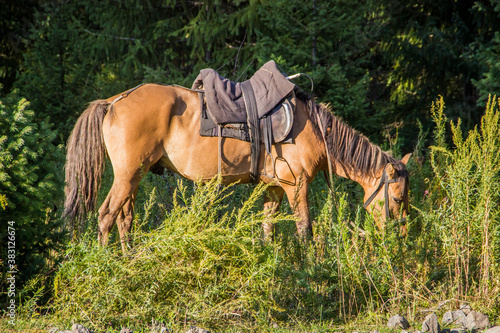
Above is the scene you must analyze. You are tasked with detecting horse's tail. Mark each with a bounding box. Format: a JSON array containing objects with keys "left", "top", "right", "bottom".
[{"left": 64, "top": 100, "right": 109, "bottom": 231}]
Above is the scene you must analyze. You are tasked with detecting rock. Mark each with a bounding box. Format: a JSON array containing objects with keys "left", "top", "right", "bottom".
[
  {"left": 370, "top": 330, "right": 380, "bottom": 333},
  {"left": 148, "top": 319, "right": 171, "bottom": 333},
  {"left": 72, "top": 324, "right": 90, "bottom": 333},
  {"left": 460, "top": 304, "right": 472, "bottom": 315},
  {"left": 464, "top": 311, "right": 491, "bottom": 330},
  {"left": 422, "top": 313, "right": 440, "bottom": 333},
  {"left": 120, "top": 329, "right": 133, "bottom": 333},
  {"left": 484, "top": 326, "right": 500, "bottom": 333},
  {"left": 185, "top": 327, "right": 210, "bottom": 333},
  {"left": 159, "top": 328, "right": 173, "bottom": 333},
  {"left": 442, "top": 310, "right": 466, "bottom": 326},
  {"left": 388, "top": 314, "right": 410, "bottom": 329}
]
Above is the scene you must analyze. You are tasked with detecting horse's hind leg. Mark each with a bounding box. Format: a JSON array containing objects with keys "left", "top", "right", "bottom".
[
  {"left": 98, "top": 172, "right": 142, "bottom": 249},
  {"left": 116, "top": 188, "right": 138, "bottom": 252}
]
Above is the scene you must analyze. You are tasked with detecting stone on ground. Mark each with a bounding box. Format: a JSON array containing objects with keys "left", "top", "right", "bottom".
[
  {"left": 483, "top": 326, "right": 500, "bottom": 333},
  {"left": 460, "top": 304, "right": 472, "bottom": 315},
  {"left": 72, "top": 324, "right": 90, "bottom": 333},
  {"left": 442, "top": 310, "right": 466, "bottom": 326},
  {"left": 388, "top": 314, "right": 410, "bottom": 329},
  {"left": 422, "top": 313, "right": 440, "bottom": 333},
  {"left": 464, "top": 311, "right": 491, "bottom": 330}
]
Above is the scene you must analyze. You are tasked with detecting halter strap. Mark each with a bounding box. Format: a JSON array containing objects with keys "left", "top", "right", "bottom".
[{"left": 363, "top": 168, "right": 399, "bottom": 220}]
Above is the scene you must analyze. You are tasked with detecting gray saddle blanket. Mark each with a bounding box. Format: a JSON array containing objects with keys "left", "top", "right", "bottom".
[{"left": 191, "top": 60, "right": 295, "bottom": 124}]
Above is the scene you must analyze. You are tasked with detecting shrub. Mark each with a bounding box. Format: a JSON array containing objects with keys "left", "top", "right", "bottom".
[
  {"left": 52, "top": 179, "right": 292, "bottom": 331},
  {"left": 0, "top": 90, "right": 65, "bottom": 302},
  {"left": 427, "top": 95, "right": 500, "bottom": 306},
  {"left": 16, "top": 96, "right": 500, "bottom": 331}
]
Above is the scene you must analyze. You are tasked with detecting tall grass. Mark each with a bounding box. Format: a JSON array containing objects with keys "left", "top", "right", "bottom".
[
  {"left": 426, "top": 95, "right": 500, "bottom": 307},
  {"left": 26, "top": 97, "right": 500, "bottom": 332},
  {"left": 49, "top": 179, "right": 418, "bottom": 331},
  {"left": 52, "top": 179, "right": 290, "bottom": 330}
]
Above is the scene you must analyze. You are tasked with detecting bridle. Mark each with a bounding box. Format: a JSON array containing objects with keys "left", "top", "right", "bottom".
[
  {"left": 307, "top": 95, "right": 410, "bottom": 224},
  {"left": 363, "top": 167, "right": 409, "bottom": 222}
]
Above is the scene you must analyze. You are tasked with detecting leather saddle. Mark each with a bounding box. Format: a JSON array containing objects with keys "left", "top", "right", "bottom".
[{"left": 193, "top": 61, "right": 296, "bottom": 182}]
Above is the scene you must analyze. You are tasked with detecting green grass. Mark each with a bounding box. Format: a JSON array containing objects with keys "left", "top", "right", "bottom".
[{"left": 3, "top": 97, "right": 500, "bottom": 332}]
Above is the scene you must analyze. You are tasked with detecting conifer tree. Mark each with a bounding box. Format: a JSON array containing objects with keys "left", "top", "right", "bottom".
[{"left": 0, "top": 90, "right": 65, "bottom": 296}]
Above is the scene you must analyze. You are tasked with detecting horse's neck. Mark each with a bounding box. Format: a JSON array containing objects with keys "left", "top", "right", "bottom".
[
  {"left": 325, "top": 134, "right": 386, "bottom": 191},
  {"left": 331, "top": 160, "right": 380, "bottom": 190},
  {"left": 309, "top": 100, "right": 386, "bottom": 190}
]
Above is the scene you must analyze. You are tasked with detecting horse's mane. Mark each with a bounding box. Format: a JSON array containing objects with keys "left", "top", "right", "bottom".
[{"left": 295, "top": 88, "right": 398, "bottom": 177}]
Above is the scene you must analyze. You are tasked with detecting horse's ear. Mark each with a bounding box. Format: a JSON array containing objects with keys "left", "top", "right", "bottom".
[
  {"left": 401, "top": 153, "right": 412, "bottom": 165},
  {"left": 386, "top": 163, "right": 396, "bottom": 178}
]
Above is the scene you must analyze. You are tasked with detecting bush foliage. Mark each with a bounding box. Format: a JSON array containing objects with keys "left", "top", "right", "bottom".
[
  {"left": 53, "top": 180, "right": 288, "bottom": 330},
  {"left": 0, "top": 91, "right": 65, "bottom": 300}
]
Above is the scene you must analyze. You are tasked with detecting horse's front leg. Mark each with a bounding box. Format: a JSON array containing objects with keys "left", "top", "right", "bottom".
[
  {"left": 283, "top": 181, "right": 312, "bottom": 240},
  {"left": 263, "top": 186, "right": 285, "bottom": 241}
]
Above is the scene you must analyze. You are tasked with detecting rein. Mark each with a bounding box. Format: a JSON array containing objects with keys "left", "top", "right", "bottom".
[
  {"left": 312, "top": 102, "right": 334, "bottom": 191},
  {"left": 363, "top": 168, "right": 408, "bottom": 223},
  {"left": 363, "top": 169, "right": 397, "bottom": 219}
]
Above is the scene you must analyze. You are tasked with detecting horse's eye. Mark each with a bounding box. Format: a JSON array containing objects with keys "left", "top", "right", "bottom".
[{"left": 393, "top": 197, "right": 403, "bottom": 204}]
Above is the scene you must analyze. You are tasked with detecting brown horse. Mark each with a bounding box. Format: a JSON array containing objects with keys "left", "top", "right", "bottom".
[{"left": 64, "top": 84, "right": 410, "bottom": 251}]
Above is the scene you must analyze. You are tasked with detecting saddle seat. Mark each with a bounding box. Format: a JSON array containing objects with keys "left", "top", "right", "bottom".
[
  {"left": 192, "top": 60, "right": 296, "bottom": 144},
  {"left": 191, "top": 60, "right": 297, "bottom": 182}
]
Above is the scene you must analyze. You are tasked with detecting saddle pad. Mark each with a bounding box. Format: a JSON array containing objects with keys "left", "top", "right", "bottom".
[
  {"left": 192, "top": 60, "right": 296, "bottom": 124},
  {"left": 200, "top": 94, "right": 295, "bottom": 144}
]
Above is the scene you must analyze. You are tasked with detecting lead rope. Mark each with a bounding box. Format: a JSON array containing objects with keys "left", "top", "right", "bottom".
[
  {"left": 286, "top": 73, "right": 334, "bottom": 189},
  {"left": 313, "top": 101, "right": 335, "bottom": 192}
]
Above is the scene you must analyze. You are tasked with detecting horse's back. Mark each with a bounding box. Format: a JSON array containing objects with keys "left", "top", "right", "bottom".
[
  {"left": 101, "top": 84, "right": 200, "bottom": 173},
  {"left": 99, "top": 83, "right": 323, "bottom": 185},
  {"left": 105, "top": 84, "right": 198, "bottom": 119},
  {"left": 104, "top": 84, "right": 198, "bottom": 134}
]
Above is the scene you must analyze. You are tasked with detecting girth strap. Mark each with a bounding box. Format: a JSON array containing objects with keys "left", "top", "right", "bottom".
[{"left": 241, "top": 81, "right": 261, "bottom": 183}]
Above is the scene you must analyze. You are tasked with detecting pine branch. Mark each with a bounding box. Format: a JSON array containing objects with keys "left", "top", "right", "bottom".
[{"left": 81, "top": 28, "right": 139, "bottom": 42}]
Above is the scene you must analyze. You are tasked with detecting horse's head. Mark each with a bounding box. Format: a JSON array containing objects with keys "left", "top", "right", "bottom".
[{"left": 363, "top": 153, "right": 411, "bottom": 235}]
